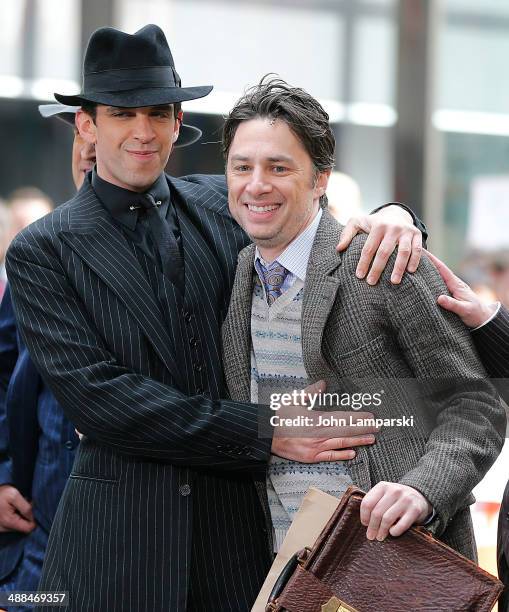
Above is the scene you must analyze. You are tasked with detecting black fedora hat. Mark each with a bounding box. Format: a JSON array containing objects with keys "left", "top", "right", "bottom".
[{"left": 54, "top": 24, "right": 211, "bottom": 146}]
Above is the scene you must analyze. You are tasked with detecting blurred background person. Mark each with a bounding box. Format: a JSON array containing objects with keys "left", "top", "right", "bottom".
[
  {"left": 324, "top": 171, "right": 363, "bottom": 224},
  {"left": 5, "top": 188, "right": 53, "bottom": 247},
  {"left": 0, "top": 203, "right": 11, "bottom": 300}
]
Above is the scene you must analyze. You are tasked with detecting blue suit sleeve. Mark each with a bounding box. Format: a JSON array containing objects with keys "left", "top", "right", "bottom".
[{"left": 0, "top": 286, "right": 20, "bottom": 485}]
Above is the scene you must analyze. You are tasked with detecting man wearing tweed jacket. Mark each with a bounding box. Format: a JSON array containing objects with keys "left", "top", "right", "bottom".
[{"left": 221, "top": 77, "right": 506, "bottom": 559}]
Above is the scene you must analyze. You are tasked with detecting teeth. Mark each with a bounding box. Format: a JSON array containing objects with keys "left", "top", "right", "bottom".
[{"left": 247, "top": 204, "right": 279, "bottom": 212}]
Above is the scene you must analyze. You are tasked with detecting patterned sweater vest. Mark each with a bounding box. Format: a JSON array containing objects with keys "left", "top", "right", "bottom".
[{"left": 250, "top": 274, "right": 352, "bottom": 551}]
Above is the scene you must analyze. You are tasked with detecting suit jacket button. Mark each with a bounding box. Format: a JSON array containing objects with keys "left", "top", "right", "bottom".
[
  {"left": 65, "top": 440, "right": 75, "bottom": 450},
  {"left": 179, "top": 484, "right": 191, "bottom": 496}
]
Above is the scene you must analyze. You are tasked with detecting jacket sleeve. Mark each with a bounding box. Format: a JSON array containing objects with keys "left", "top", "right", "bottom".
[
  {"left": 0, "top": 286, "right": 19, "bottom": 485},
  {"left": 6, "top": 234, "right": 272, "bottom": 472},
  {"left": 384, "top": 254, "right": 506, "bottom": 536},
  {"left": 471, "top": 304, "right": 509, "bottom": 381}
]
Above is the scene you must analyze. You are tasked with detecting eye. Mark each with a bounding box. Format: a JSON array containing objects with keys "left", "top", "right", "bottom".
[
  {"left": 151, "top": 111, "right": 172, "bottom": 119},
  {"left": 272, "top": 165, "right": 288, "bottom": 173},
  {"left": 234, "top": 165, "right": 251, "bottom": 172},
  {"left": 112, "top": 111, "right": 133, "bottom": 118}
]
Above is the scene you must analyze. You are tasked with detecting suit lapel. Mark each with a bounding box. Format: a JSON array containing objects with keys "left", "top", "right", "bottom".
[
  {"left": 222, "top": 244, "right": 255, "bottom": 402},
  {"left": 302, "top": 210, "right": 343, "bottom": 380},
  {"left": 59, "top": 182, "right": 183, "bottom": 387}
]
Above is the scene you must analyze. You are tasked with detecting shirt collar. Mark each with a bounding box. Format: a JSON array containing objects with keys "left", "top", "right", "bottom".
[
  {"left": 91, "top": 168, "right": 170, "bottom": 231},
  {"left": 255, "top": 208, "right": 322, "bottom": 281}
]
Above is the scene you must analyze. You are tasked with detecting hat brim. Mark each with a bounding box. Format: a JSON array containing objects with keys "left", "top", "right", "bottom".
[
  {"left": 38, "top": 103, "right": 79, "bottom": 126},
  {"left": 175, "top": 123, "right": 201, "bottom": 148},
  {"left": 54, "top": 85, "right": 213, "bottom": 108}
]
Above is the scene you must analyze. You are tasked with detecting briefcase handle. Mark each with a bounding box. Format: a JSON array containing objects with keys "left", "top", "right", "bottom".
[{"left": 266, "top": 548, "right": 310, "bottom": 611}]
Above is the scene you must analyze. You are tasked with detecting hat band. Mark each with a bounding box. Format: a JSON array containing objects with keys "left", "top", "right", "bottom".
[{"left": 83, "top": 66, "right": 181, "bottom": 93}]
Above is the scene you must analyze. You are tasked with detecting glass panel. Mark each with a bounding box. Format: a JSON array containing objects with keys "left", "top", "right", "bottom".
[
  {"left": 33, "top": 0, "right": 81, "bottom": 80},
  {"left": 338, "top": 125, "right": 394, "bottom": 214},
  {"left": 0, "top": 0, "right": 26, "bottom": 77},
  {"left": 438, "top": 24, "right": 509, "bottom": 113},
  {"left": 446, "top": 0, "right": 509, "bottom": 17},
  {"left": 351, "top": 15, "right": 396, "bottom": 105},
  {"left": 117, "top": 0, "right": 343, "bottom": 102},
  {"left": 442, "top": 132, "right": 509, "bottom": 265}
]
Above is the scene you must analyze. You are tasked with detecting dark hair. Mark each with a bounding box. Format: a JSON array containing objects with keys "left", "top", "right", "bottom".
[
  {"left": 80, "top": 101, "right": 182, "bottom": 122},
  {"left": 223, "top": 75, "right": 335, "bottom": 203}
]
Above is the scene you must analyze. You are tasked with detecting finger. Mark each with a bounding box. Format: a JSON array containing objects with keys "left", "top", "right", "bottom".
[
  {"left": 10, "top": 492, "right": 34, "bottom": 522},
  {"left": 365, "top": 493, "right": 400, "bottom": 540},
  {"left": 436, "top": 294, "right": 469, "bottom": 317},
  {"left": 337, "top": 219, "right": 362, "bottom": 251},
  {"left": 2, "top": 512, "right": 36, "bottom": 534},
  {"left": 388, "top": 506, "right": 421, "bottom": 537},
  {"left": 389, "top": 235, "right": 412, "bottom": 285},
  {"left": 366, "top": 236, "right": 396, "bottom": 285},
  {"left": 302, "top": 380, "right": 326, "bottom": 396},
  {"left": 406, "top": 232, "right": 423, "bottom": 273},
  {"left": 313, "top": 448, "right": 356, "bottom": 462},
  {"left": 360, "top": 484, "right": 386, "bottom": 527},
  {"left": 375, "top": 500, "right": 407, "bottom": 541},
  {"left": 318, "top": 435, "right": 376, "bottom": 451},
  {"left": 317, "top": 422, "right": 380, "bottom": 437},
  {"left": 425, "top": 250, "right": 459, "bottom": 291},
  {"left": 356, "top": 228, "right": 384, "bottom": 279}
]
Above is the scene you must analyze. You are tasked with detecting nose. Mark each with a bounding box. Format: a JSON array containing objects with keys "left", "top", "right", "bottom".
[
  {"left": 132, "top": 114, "right": 156, "bottom": 142},
  {"left": 246, "top": 167, "right": 272, "bottom": 198}
]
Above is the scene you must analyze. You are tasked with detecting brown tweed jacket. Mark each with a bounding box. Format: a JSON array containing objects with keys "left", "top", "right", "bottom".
[{"left": 222, "top": 209, "right": 506, "bottom": 560}]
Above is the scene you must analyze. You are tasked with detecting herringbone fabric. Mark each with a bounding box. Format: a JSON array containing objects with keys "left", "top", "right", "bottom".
[
  {"left": 6, "top": 174, "right": 272, "bottom": 611},
  {"left": 223, "top": 209, "right": 506, "bottom": 560}
]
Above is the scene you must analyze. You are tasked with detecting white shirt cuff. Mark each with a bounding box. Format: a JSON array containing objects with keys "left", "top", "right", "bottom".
[{"left": 471, "top": 302, "right": 501, "bottom": 331}]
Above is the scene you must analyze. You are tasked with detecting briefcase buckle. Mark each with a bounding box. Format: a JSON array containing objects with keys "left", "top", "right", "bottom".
[{"left": 321, "top": 596, "right": 359, "bottom": 612}]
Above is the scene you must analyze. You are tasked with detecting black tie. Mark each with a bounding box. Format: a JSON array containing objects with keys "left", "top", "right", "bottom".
[{"left": 139, "top": 193, "right": 184, "bottom": 290}]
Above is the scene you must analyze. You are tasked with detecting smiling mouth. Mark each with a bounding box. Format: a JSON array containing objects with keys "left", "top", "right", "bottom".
[
  {"left": 127, "top": 150, "right": 158, "bottom": 158},
  {"left": 246, "top": 203, "right": 281, "bottom": 213}
]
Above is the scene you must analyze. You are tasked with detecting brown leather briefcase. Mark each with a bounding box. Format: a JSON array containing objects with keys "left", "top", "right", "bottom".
[{"left": 266, "top": 486, "right": 503, "bottom": 612}]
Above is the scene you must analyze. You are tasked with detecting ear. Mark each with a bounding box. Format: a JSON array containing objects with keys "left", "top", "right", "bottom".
[
  {"left": 172, "top": 110, "right": 183, "bottom": 143},
  {"left": 314, "top": 168, "right": 332, "bottom": 199},
  {"left": 76, "top": 109, "right": 97, "bottom": 145}
]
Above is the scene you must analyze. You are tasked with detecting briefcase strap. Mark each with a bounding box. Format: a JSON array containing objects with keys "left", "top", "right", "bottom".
[{"left": 266, "top": 564, "right": 359, "bottom": 612}]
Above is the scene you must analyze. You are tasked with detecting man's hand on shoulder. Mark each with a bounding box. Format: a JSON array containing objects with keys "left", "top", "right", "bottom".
[
  {"left": 360, "top": 481, "right": 432, "bottom": 541},
  {"left": 426, "top": 250, "right": 498, "bottom": 328},
  {"left": 0, "top": 484, "right": 36, "bottom": 533},
  {"left": 336, "top": 204, "right": 423, "bottom": 285}
]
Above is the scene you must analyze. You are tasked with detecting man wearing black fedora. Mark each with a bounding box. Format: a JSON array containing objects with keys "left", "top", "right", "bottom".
[{"left": 6, "top": 24, "right": 425, "bottom": 611}]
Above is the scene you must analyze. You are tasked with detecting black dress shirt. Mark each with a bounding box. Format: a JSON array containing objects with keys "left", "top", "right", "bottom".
[{"left": 91, "top": 168, "right": 182, "bottom": 263}]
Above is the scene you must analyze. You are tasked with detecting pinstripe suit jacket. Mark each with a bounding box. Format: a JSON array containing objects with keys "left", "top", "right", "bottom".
[
  {"left": 223, "top": 209, "right": 506, "bottom": 560},
  {"left": 5, "top": 174, "right": 273, "bottom": 611},
  {"left": 469, "top": 306, "right": 509, "bottom": 611}
]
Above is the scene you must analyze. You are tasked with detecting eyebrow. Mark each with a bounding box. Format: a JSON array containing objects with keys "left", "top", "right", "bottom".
[
  {"left": 230, "top": 154, "right": 294, "bottom": 163},
  {"left": 105, "top": 104, "right": 173, "bottom": 114}
]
